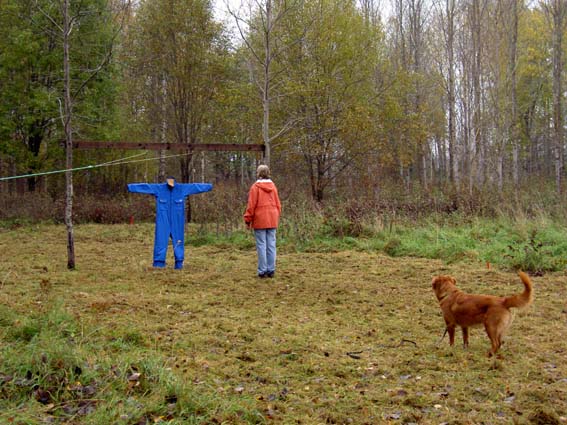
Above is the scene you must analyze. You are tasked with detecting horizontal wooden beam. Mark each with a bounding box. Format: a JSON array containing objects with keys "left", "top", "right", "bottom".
[{"left": 73, "top": 141, "right": 265, "bottom": 152}]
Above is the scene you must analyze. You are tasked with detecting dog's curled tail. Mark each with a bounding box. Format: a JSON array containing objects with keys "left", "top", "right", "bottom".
[{"left": 503, "top": 271, "right": 533, "bottom": 309}]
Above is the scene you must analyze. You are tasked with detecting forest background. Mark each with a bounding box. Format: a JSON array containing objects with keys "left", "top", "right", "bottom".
[{"left": 1, "top": 0, "right": 567, "bottom": 272}]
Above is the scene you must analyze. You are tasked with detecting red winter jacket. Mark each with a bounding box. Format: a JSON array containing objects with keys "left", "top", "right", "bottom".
[{"left": 243, "top": 179, "right": 281, "bottom": 229}]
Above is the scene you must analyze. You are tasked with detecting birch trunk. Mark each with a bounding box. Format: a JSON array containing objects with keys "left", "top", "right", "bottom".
[
  {"left": 446, "top": 0, "right": 459, "bottom": 189},
  {"left": 262, "top": 0, "right": 272, "bottom": 167},
  {"left": 509, "top": 0, "right": 519, "bottom": 190},
  {"left": 551, "top": 0, "right": 565, "bottom": 194},
  {"left": 471, "top": 0, "right": 483, "bottom": 190},
  {"left": 63, "top": 0, "right": 75, "bottom": 270}
]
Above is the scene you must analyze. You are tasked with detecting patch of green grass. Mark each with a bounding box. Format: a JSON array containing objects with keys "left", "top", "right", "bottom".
[
  {"left": 188, "top": 215, "right": 567, "bottom": 272},
  {"left": 358, "top": 217, "right": 567, "bottom": 272},
  {"left": 0, "top": 301, "right": 264, "bottom": 424}
]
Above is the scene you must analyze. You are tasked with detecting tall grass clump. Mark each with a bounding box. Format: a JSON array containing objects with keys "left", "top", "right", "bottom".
[
  {"left": 375, "top": 215, "right": 567, "bottom": 272},
  {"left": 493, "top": 217, "right": 567, "bottom": 274}
]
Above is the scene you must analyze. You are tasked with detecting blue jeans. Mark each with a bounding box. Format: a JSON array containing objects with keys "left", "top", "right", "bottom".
[{"left": 254, "top": 228, "right": 277, "bottom": 275}]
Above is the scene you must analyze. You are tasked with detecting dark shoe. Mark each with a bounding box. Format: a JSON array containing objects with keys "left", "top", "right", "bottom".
[
  {"left": 258, "top": 273, "right": 267, "bottom": 278},
  {"left": 267, "top": 271, "right": 275, "bottom": 278}
]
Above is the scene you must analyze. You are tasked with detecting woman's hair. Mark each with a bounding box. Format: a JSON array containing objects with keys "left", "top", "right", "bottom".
[{"left": 257, "top": 164, "right": 271, "bottom": 179}]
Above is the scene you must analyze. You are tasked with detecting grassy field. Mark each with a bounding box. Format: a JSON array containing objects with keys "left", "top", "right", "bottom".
[{"left": 1, "top": 223, "right": 566, "bottom": 424}]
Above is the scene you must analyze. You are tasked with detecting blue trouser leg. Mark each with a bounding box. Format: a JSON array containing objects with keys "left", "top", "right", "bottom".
[
  {"left": 254, "top": 229, "right": 268, "bottom": 275},
  {"left": 153, "top": 225, "right": 169, "bottom": 268},
  {"left": 173, "top": 235, "right": 184, "bottom": 269},
  {"left": 172, "top": 211, "right": 185, "bottom": 269},
  {"left": 266, "top": 228, "right": 277, "bottom": 273}
]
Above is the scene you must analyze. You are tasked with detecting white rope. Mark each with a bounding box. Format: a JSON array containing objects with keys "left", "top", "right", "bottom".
[{"left": 0, "top": 151, "right": 194, "bottom": 182}]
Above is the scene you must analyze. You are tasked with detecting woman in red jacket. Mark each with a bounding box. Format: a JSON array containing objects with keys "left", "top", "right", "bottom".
[{"left": 244, "top": 165, "right": 282, "bottom": 278}]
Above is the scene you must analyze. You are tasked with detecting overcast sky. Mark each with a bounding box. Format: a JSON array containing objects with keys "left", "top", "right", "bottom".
[{"left": 212, "top": 0, "right": 242, "bottom": 38}]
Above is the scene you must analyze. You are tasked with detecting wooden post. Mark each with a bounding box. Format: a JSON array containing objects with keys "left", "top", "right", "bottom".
[{"left": 73, "top": 141, "right": 265, "bottom": 153}]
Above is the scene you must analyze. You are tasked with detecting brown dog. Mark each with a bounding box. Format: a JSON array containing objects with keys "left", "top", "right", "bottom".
[{"left": 432, "top": 272, "right": 533, "bottom": 357}]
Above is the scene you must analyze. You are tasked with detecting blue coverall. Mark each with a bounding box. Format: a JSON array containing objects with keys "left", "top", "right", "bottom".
[{"left": 127, "top": 181, "right": 213, "bottom": 269}]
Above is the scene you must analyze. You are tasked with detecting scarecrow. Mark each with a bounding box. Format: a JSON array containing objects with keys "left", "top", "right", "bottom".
[{"left": 128, "top": 177, "right": 212, "bottom": 269}]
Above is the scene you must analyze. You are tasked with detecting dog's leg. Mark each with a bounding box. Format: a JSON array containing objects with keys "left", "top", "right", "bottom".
[
  {"left": 462, "top": 327, "right": 469, "bottom": 348},
  {"left": 484, "top": 320, "right": 501, "bottom": 357},
  {"left": 487, "top": 341, "right": 499, "bottom": 357},
  {"left": 436, "top": 328, "right": 448, "bottom": 347},
  {"left": 447, "top": 324, "right": 456, "bottom": 346}
]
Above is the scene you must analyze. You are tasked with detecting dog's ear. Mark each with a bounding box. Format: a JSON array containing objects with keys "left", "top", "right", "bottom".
[
  {"left": 450, "top": 277, "right": 457, "bottom": 285},
  {"left": 431, "top": 277, "right": 439, "bottom": 290}
]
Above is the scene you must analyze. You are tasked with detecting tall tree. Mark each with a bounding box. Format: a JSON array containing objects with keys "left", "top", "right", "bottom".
[
  {"left": 445, "top": 0, "right": 459, "bottom": 188},
  {"left": 470, "top": 0, "right": 486, "bottom": 190},
  {"left": 509, "top": 0, "right": 520, "bottom": 190},
  {"left": 0, "top": 0, "right": 125, "bottom": 268},
  {"left": 0, "top": 0, "right": 62, "bottom": 192},
  {"left": 0, "top": 0, "right": 122, "bottom": 196},
  {"left": 63, "top": 0, "right": 75, "bottom": 269},
  {"left": 125, "top": 0, "right": 229, "bottom": 184},
  {"left": 432, "top": 0, "right": 460, "bottom": 188},
  {"left": 516, "top": 9, "right": 550, "bottom": 177},
  {"left": 359, "top": 0, "right": 382, "bottom": 26},
  {"left": 283, "top": 0, "right": 380, "bottom": 201},
  {"left": 542, "top": 0, "right": 566, "bottom": 194},
  {"left": 62, "top": 0, "right": 125, "bottom": 269},
  {"left": 228, "top": 0, "right": 303, "bottom": 167},
  {"left": 390, "top": 0, "right": 441, "bottom": 188}
]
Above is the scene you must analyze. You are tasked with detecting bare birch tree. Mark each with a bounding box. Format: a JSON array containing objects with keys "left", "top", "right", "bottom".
[
  {"left": 443, "top": 0, "right": 459, "bottom": 189},
  {"left": 433, "top": 0, "right": 460, "bottom": 188},
  {"left": 509, "top": 0, "right": 520, "bottom": 190},
  {"left": 542, "top": 0, "right": 566, "bottom": 194},
  {"left": 37, "top": 0, "right": 129, "bottom": 268},
  {"left": 62, "top": 0, "right": 75, "bottom": 269},
  {"left": 228, "top": 0, "right": 304, "bottom": 167},
  {"left": 485, "top": 0, "right": 507, "bottom": 194},
  {"left": 359, "top": 0, "right": 382, "bottom": 26}
]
